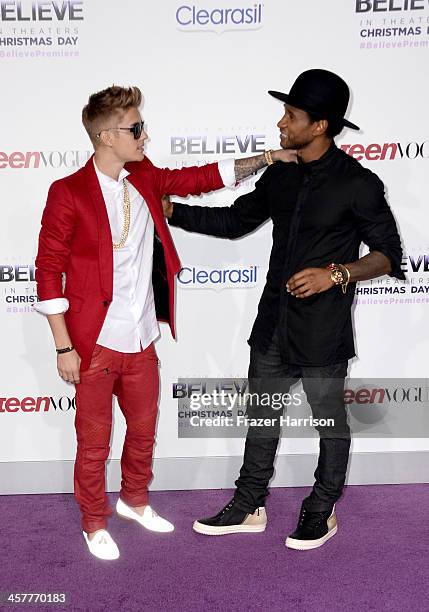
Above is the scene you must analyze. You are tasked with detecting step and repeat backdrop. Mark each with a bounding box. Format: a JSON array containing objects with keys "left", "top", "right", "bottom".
[{"left": 0, "top": 0, "right": 428, "bottom": 487}]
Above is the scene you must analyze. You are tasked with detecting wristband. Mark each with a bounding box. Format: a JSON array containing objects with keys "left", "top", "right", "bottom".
[{"left": 56, "top": 346, "right": 74, "bottom": 355}]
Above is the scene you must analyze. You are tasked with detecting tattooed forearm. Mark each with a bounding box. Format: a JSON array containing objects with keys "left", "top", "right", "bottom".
[
  {"left": 233, "top": 149, "right": 298, "bottom": 181},
  {"left": 234, "top": 153, "right": 267, "bottom": 181}
]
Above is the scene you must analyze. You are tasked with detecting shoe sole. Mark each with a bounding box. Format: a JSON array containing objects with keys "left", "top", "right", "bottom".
[
  {"left": 192, "top": 521, "right": 267, "bottom": 536},
  {"left": 86, "top": 549, "right": 120, "bottom": 561},
  {"left": 285, "top": 525, "right": 338, "bottom": 550}
]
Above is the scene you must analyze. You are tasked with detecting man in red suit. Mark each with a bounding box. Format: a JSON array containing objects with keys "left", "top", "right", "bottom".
[{"left": 34, "top": 85, "right": 295, "bottom": 560}]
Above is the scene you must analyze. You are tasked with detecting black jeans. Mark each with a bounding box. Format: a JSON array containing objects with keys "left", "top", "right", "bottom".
[{"left": 234, "top": 328, "right": 351, "bottom": 513}]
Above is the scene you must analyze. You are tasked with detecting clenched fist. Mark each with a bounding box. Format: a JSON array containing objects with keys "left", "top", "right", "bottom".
[
  {"left": 161, "top": 194, "right": 173, "bottom": 219},
  {"left": 57, "top": 349, "right": 81, "bottom": 384}
]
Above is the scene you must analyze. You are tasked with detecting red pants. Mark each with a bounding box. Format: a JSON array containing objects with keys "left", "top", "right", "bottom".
[{"left": 74, "top": 343, "right": 159, "bottom": 534}]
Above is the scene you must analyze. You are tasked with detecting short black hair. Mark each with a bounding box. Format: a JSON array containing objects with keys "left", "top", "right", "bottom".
[{"left": 307, "top": 111, "right": 343, "bottom": 139}]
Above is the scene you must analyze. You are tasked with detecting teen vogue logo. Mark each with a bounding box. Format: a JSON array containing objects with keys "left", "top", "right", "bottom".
[
  {"left": 0, "top": 149, "right": 91, "bottom": 169},
  {"left": 344, "top": 386, "right": 428, "bottom": 404},
  {"left": 0, "top": 395, "right": 76, "bottom": 413},
  {"left": 176, "top": 3, "right": 264, "bottom": 32},
  {"left": 340, "top": 141, "right": 429, "bottom": 160}
]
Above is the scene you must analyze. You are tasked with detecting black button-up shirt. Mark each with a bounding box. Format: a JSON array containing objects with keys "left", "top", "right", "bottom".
[{"left": 169, "top": 143, "right": 404, "bottom": 366}]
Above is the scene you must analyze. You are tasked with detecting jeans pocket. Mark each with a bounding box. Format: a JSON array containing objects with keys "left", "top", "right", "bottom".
[
  {"left": 80, "top": 346, "right": 112, "bottom": 382},
  {"left": 145, "top": 343, "right": 160, "bottom": 364},
  {"left": 91, "top": 344, "right": 104, "bottom": 359}
]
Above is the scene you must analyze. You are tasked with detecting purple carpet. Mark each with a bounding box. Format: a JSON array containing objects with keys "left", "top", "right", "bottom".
[{"left": 1, "top": 484, "right": 428, "bottom": 611}]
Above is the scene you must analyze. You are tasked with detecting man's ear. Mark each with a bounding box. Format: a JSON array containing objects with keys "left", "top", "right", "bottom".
[
  {"left": 98, "top": 130, "right": 113, "bottom": 148},
  {"left": 313, "top": 119, "right": 328, "bottom": 137}
]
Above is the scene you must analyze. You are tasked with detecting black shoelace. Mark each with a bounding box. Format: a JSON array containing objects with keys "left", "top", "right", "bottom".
[
  {"left": 220, "top": 500, "right": 235, "bottom": 515},
  {"left": 299, "top": 508, "right": 329, "bottom": 529}
]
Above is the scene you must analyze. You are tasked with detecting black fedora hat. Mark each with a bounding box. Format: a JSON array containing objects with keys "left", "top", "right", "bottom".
[{"left": 269, "top": 69, "right": 359, "bottom": 131}]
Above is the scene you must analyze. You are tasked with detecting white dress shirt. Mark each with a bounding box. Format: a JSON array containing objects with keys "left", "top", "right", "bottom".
[{"left": 34, "top": 158, "right": 235, "bottom": 353}]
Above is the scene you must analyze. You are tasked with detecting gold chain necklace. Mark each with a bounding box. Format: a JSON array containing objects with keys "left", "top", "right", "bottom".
[{"left": 112, "top": 178, "right": 131, "bottom": 250}]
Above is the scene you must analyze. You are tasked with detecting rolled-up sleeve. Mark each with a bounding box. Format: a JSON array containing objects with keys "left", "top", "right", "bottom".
[
  {"left": 33, "top": 297, "right": 69, "bottom": 316},
  {"left": 351, "top": 173, "right": 405, "bottom": 280},
  {"left": 217, "top": 158, "right": 236, "bottom": 187}
]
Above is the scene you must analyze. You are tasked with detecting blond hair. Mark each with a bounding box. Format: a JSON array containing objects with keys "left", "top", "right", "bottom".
[{"left": 82, "top": 85, "right": 142, "bottom": 146}]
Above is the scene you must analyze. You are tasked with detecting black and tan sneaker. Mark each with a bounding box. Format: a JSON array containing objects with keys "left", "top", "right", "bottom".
[
  {"left": 193, "top": 499, "right": 267, "bottom": 536},
  {"left": 285, "top": 504, "right": 337, "bottom": 550}
]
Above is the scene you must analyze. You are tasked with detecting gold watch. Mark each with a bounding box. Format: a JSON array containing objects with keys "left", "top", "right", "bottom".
[{"left": 327, "top": 263, "right": 351, "bottom": 294}]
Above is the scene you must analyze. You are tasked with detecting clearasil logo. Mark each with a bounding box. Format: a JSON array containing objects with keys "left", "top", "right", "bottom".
[
  {"left": 176, "top": 3, "right": 264, "bottom": 32},
  {"left": 178, "top": 265, "right": 259, "bottom": 289}
]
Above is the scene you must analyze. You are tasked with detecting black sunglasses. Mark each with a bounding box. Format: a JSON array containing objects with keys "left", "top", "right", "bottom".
[{"left": 96, "top": 121, "right": 145, "bottom": 140}]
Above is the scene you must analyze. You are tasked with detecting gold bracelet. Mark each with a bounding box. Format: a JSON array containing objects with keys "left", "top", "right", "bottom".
[
  {"left": 264, "top": 149, "right": 274, "bottom": 166},
  {"left": 338, "top": 264, "right": 351, "bottom": 294},
  {"left": 327, "top": 263, "right": 351, "bottom": 295}
]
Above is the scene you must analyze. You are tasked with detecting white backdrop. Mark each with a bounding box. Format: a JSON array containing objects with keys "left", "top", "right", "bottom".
[{"left": 1, "top": 0, "right": 428, "bottom": 487}]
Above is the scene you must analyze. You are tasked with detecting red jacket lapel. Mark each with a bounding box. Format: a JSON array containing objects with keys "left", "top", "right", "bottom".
[
  {"left": 125, "top": 160, "right": 181, "bottom": 274},
  {"left": 82, "top": 155, "right": 113, "bottom": 299},
  {"left": 82, "top": 155, "right": 180, "bottom": 300}
]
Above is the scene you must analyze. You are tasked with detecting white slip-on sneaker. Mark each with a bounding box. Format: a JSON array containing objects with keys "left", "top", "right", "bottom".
[
  {"left": 82, "top": 529, "right": 120, "bottom": 560},
  {"left": 116, "top": 498, "right": 174, "bottom": 533}
]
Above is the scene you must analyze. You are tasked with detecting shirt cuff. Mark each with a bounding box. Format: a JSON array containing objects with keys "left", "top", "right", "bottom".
[
  {"left": 168, "top": 202, "right": 186, "bottom": 227},
  {"left": 33, "top": 297, "right": 69, "bottom": 315},
  {"left": 217, "top": 158, "right": 235, "bottom": 188}
]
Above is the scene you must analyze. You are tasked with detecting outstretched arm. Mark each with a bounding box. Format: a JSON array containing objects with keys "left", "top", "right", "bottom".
[
  {"left": 155, "top": 149, "right": 296, "bottom": 198},
  {"left": 164, "top": 167, "right": 273, "bottom": 239}
]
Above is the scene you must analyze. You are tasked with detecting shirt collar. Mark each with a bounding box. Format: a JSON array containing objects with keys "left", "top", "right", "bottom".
[
  {"left": 93, "top": 157, "right": 130, "bottom": 190},
  {"left": 298, "top": 141, "right": 339, "bottom": 173}
]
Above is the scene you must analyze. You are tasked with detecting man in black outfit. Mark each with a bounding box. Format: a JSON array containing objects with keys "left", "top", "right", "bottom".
[{"left": 164, "top": 69, "right": 404, "bottom": 550}]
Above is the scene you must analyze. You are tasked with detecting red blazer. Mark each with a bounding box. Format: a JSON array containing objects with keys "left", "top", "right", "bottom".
[{"left": 35, "top": 155, "right": 224, "bottom": 371}]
